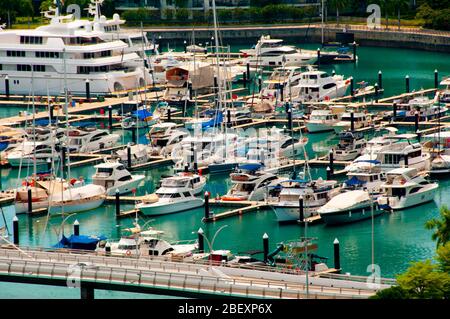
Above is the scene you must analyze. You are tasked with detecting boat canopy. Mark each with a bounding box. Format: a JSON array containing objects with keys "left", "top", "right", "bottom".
[
  {"left": 132, "top": 109, "right": 153, "bottom": 120},
  {"left": 319, "top": 190, "right": 370, "bottom": 212},
  {"left": 344, "top": 176, "right": 367, "bottom": 186},
  {"left": 238, "top": 163, "right": 263, "bottom": 171},
  {"left": 354, "top": 159, "right": 381, "bottom": 164},
  {"left": 53, "top": 234, "right": 107, "bottom": 250}
]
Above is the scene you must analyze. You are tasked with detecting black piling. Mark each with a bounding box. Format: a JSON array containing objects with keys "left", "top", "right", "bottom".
[
  {"left": 197, "top": 228, "right": 204, "bottom": 253},
  {"left": 127, "top": 144, "right": 132, "bottom": 169},
  {"left": 414, "top": 111, "right": 419, "bottom": 132},
  {"left": 326, "top": 166, "right": 331, "bottom": 180},
  {"left": 404, "top": 154, "right": 409, "bottom": 167},
  {"left": 316, "top": 48, "right": 321, "bottom": 69},
  {"left": 263, "top": 233, "right": 269, "bottom": 263},
  {"left": 258, "top": 76, "right": 262, "bottom": 92},
  {"left": 352, "top": 42, "right": 357, "bottom": 63},
  {"left": 108, "top": 105, "right": 113, "bottom": 132},
  {"left": 417, "top": 130, "right": 422, "bottom": 142},
  {"left": 115, "top": 189, "right": 120, "bottom": 216},
  {"left": 131, "top": 128, "right": 137, "bottom": 144},
  {"left": 188, "top": 81, "right": 193, "bottom": 100},
  {"left": 167, "top": 107, "right": 171, "bottom": 121},
  {"left": 204, "top": 191, "right": 210, "bottom": 220},
  {"left": 333, "top": 238, "right": 341, "bottom": 271},
  {"left": 246, "top": 63, "right": 250, "bottom": 83},
  {"left": 13, "top": 216, "right": 19, "bottom": 245},
  {"left": 405, "top": 75, "right": 410, "bottom": 93},
  {"left": 85, "top": 80, "right": 90, "bottom": 101},
  {"left": 287, "top": 107, "right": 292, "bottom": 133},
  {"left": 242, "top": 72, "right": 247, "bottom": 88},
  {"left": 299, "top": 196, "right": 304, "bottom": 223},
  {"left": 279, "top": 83, "right": 284, "bottom": 101},
  {"left": 49, "top": 105, "right": 54, "bottom": 121},
  {"left": 227, "top": 109, "right": 231, "bottom": 128},
  {"left": 393, "top": 102, "right": 397, "bottom": 118},
  {"left": 105, "top": 243, "right": 111, "bottom": 256},
  {"left": 435, "top": 69, "right": 439, "bottom": 89},
  {"left": 183, "top": 41, "right": 187, "bottom": 53},
  {"left": 374, "top": 83, "right": 379, "bottom": 102},
  {"left": 213, "top": 76, "right": 218, "bottom": 94},
  {"left": 5, "top": 76, "right": 10, "bottom": 98},
  {"left": 73, "top": 220, "right": 80, "bottom": 236},
  {"left": 329, "top": 150, "right": 334, "bottom": 176},
  {"left": 350, "top": 111, "right": 355, "bottom": 132},
  {"left": 27, "top": 188, "right": 33, "bottom": 214},
  {"left": 350, "top": 78, "right": 354, "bottom": 97},
  {"left": 378, "top": 71, "right": 383, "bottom": 90}
]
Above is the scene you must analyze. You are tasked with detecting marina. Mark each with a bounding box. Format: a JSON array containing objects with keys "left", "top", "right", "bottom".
[{"left": 0, "top": 0, "right": 449, "bottom": 301}]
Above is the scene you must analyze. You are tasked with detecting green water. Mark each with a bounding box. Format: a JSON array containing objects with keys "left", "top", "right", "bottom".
[{"left": 0, "top": 43, "right": 449, "bottom": 298}]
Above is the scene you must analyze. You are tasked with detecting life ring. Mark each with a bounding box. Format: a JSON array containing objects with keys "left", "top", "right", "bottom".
[
  {"left": 409, "top": 110, "right": 415, "bottom": 117},
  {"left": 125, "top": 250, "right": 132, "bottom": 256}
]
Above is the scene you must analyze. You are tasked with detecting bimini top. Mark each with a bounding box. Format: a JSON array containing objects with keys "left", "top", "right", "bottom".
[
  {"left": 238, "top": 163, "right": 264, "bottom": 171},
  {"left": 132, "top": 109, "right": 153, "bottom": 120}
]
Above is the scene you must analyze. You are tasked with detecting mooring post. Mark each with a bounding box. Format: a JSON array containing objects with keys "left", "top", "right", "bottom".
[
  {"left": 242, "top": 72, "right": 247, "bottom": 88},
  {"left": 352, "top": 41, "right": 357, "bottom": 63},
  {"left": 13, "top": 215, "right": 19, "bottom": 245},
  {"left": 350, "top": 111, "right": 355, "bottom": 131},
  {"left": 374, "top": 83, "right": 379, "bottom": 102},
  {"left": 188, "top": 81, "right": 193, "bottom": 101},
  {"left": 49, "top": 104, "right": 54, "bottom": 122},
  {"left": 108, "top": 105, "right": 113, "bottom": 132},
  {"left": 46, "top": 156, "right": 51, "bottom": 172},
  {"left": 299, "top": 196, "right": 304, "bottom": 223},
  {"left": 416, "top": 129, "right": 421, "bottom": 142},
  {"left": 80, "top": 285, "right": 94, "bottom": 300},
  {"left": 227, "top": 109, "right": 231, "bottom": 128},
  {"left": 5, "top": 75, "right": 10, "bottom": 98},
  {"left": 183, "top": 40, "right": 187, "bottom": 53},
  {"left": 167, "top": 107, "right": 171, "bottom": 122},
  {"left": 329, "top": 150, "right": 334, "bottom": 176},
  {"left": 85, "top": 79, "right": 90, "bottom": 101},
  {"left": 316, "top": 48, "right": 321, "bottom": 69},
  {"left": 393, "top": 102, "right": 397, "bottom": 118},
  {"left": 27, "top": 187, "right": 33, "bottom": 214},
  {"left": 105, "top": 242, "right": 111, "bottom": 256},
  {"left": 287, "top": 107, "right": 292, "bottom": 133},
  {"left": 434, "top": 69, "right": 439, "bottom": 89},
  {"left": 198, "top": 228, "right": 204, "bottom": 253},
  {"left": 333, "top": 238, "right": 341, "bottom": 271},
  {"left": 131, "top": 127, "right": 137, "bottom": 144},
  {"left": 263, "top": 233, "right": 269, "bottom": 263},
  {"left": 414, "top": 111, "right": 419, "bottom": 132},
  {"left": 378, "top": 70, "right": 383, "bottom": 90},
  {"left": 73, "top": 220, "right": 80, "bottom": 236},
  {"left": 404, "top": 153, "right": 409, "bottom": 167},
  {"left": 279, "top": 83, "right": 284, "bottom": 101},
  {"left": 246, "top": 62, "right": 250, "bottom": 83},
  {"left": 332, "top": 70, "right": 336, "bottom": 76},
  {"left": 326, "top": 166, "right": 331, "bottom": 180},
  {"left": 258, "top": 76, "right": 262, "bottom": 92},
  {"left": 127, "top": 143, "right": 132, "bottom": 169},
  {"left": 214, "top": 76, "right": 218, "bottom": 94},
  {"left": 115, "top": 189, "right": 120, "bottom": 216},
  {"left": 204, "top": 191, "right": 210, "bottom": 220},
  {"left": 405, "top": 75, "right": 410, "bottom": 93},
  {"left": 350, "top": 77, "right": 354, "bottom": 97}
]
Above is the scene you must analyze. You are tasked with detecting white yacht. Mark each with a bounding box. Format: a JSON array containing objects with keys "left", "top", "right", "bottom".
[
  {"left": 7, "top": 140, "right": 59, "bottom": 167},
  {"left": 333, "top": 131, "right": 367, "bottom": 161},
  {"left": 0, "top": 3, "right": 151, "bottom": 96},
  {"left": 116, "top": 144, "right": 152, "bottom": 167},
  {"left": 291, "top": 70, "right": 351, "bottom": 103},
  {"left": 221, "top": 163, "right": 280, "bottom": 201},
  {"left": 377, "top": 168, "right": 438, "bottom": 210},
  {"left": 121, "top": 109, "right": 160, "bottom": 131},
  {"left": 318, "top": 190, "right": 382, "bottom": 225},
  {"left": 438, "top": 77, "right": 450, "bottom": 103},
  {"left": 271, "top": 178, "right": 339, "bottom": 223},
  {"left": 260, "top": 66, "right": 308, "bottom": 98},
  {"left": 342, "top": 166, "right": 386, "bottom": 196},
  {"left": 136, "top": 174, "right": 205, "bottom": 216},
  {"left": 423, "top": 130, "right": 450, "bottom": 174},
  {"left": 65, "top": 127, "right": 120, "bottom": 153},
  {"left": 48, "top": 183, "right": 106, "bottom": 215},
  {"left": 392, "top": 96, "right": 447, "bottom": 121},
  {"left": 92, "top": 161, "right": 145, "bottom": 196},
  {"left": 241, "top": 35, "right": 317, "bottom": 67},
  {"left": 305, "top": 106, "right": 345, "bottom": 133},
  {"left": 147, "top": 122, "right": 188, "bottom": 156},
  {"left": 333, "top": 112, "right": 371, "bottom": 133}
]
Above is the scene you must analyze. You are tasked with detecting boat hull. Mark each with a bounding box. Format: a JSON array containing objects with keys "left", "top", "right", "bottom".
[
  {"left": 306, "top": 122, "right": 335, "bottom": 133},
  {"left": 137, "top": 198, "right": 204, "bottom": 216},
  {"left": 272, "top": 206, "right": 316, "bottom": 223},
  {"left": 105, "top": 175, "right": 145, "bottom": 196},
  {"left": 48, "top": 198, "right": 105, "bottom": 215},
  {"left": 377, "top": 185, "right": 438, "bottom": 210},
  {"left": 320, "top": 205, "right": 383, "bottom": 225}
]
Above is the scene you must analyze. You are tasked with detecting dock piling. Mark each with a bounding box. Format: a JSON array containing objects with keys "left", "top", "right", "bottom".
[
  {"left": 204, "top": 191, "right": 210, "bottom": 220},
  {"left": 263, "top": 233, "right": 269, "bottom": 263},
  {"left": 328, "top": 150, "right": 334, "bottom": 176},
  {"left": 246, "top": 63, "right": 250, "bottom": 82},
  {"left": 243, "top": 72, "right": 247, "bottom": 88},
  {"left": 227, "top": 109, "right": 231, "bottom": 128},
  {"left": 374, "top": 83, "right": 379, "bottom": 102},
  {"left": 105, "top": 242, "right": 111, "bottom": 256},
  {"left": 27, "top": 188, "right": 32, "bottom": 214},
  {"left": 188, "top": 81, "right": 193, "bottom": 100},
  {"left": 13, "top": 216, "right": 19, "bottom": 245},
  {"left": 352, "top": 42, "right": 357, "bottom": 63},
  {"left": 279, "top": 83, "right": 284, "bottom": 101},
  {"left": 258, "top": 76, "right": 262, "bottom": 92},
  {"left": 85, "top": 79, "right": 90, "bottom": 101},
  {"left": 167, "top": 107, "right": 171, "bottom": 121},
  {"left": 115, "top": 189, "right": 120, "bottom": 216},
  {"left": 326, "top": 166, "right": 331, "bottom": 180},
  {"left": 350, "top": 111, "right": 355, "bottom": 131},
  {"left": 393, "top": 102, "right": 397, "bottom": 118},
  {"left": 299, "top": 196, "right": 304, "bottom": 223},
  {"left": 108, "top": 105, "right": 113, "bottom": 132},
  {"left": 214, "top": 76, "right": 218, "bottom": 94},
  {"left": 73, "top": 220, "right": 80, "bottom": 236},
  {"left": 404, "top": 153, "right": 409, "bottom": 167},
  {"left": 405, "top": 75, "right": 410, "bottom": 93},
  {"left": 126, "top": 143, "right": 132, "bottom": 169},
  {"left": 5, "top": 76, "right": 10, "bottom": 98},
  {"left": 131, "top": 128, "right": 136, "bottom": 144},
  {"left": 317, "top": 48, "right": 321, "bottom": 69},
  {"left": 198, "top": 228, "right": 204, "bottom": 253},
  {"left": 434, "top": 69, "right": 439, "bottom": 88},
  {"left": 350, "top": 78, "right": 354, "bottom": 97},
  {"left": 287, "top": 107, "right": 292, "bottom": 133},
  {"left": 333, "top": 238, "right": 341, "bottom": 271},
  {"left": 378, "top": 71, "right": 383, "bottom": 90},
  {"left": 414, "top": 111, "right": 419, "bottom": 132}
]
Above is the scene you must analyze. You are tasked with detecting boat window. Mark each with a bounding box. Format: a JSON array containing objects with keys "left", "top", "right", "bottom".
[
  {"left": 409, "top": 187, "right": 421, "bottom": 194},
  {"left": 172, "top": 193, "right": 181, "bottom": 198},
  {"left": 183, "top": 192, "right": 191, "bottom": 197},
  {"left": 320, "top": 73, "right": 329, "bottom": 78},
  {"left": 323, "top": 83, "right": 336, "bottom": 90},
  {"left": 116, "top": 165, "right": 125, "bottom": 170},
  {"left": 148, "top": 250, "right": 159, "bottom": 256},
  {"left": 91, "top": 132, "right": 109, "bottom": 141},
  {"left": 162, "top": 248, "right": 174, "bottom": 255},
  {"left": 117, "top": 244, "right": 137, "bottom": 250},
  {"left": 391, "top": 188, "right": 406, "bottom": 197},
  {"left": 118, "top": 175, "right": 132, "bottom": 182},
  {"left": 97, "top": 168, "right": 113, "bottom": 174}
]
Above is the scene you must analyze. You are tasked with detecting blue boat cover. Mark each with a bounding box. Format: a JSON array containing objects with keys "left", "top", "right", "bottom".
[
  {"left": 354, "top": 159, "right": 381, "bottom": 164},
  {"left": 53, "top": 234, "right": 107, "bottom": 251},
  {"left": 344, "top": 176, "right": 367, "bottom": 186},
  {"left": 238, "top": 163, "right": 263, "bottom": 171},
  {"left": 133, "top": 109, "right": 153, "bottom": 120}
]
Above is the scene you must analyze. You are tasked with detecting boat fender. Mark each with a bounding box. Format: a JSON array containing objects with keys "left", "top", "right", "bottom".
[{"left": 126, "top": 250, "right": 132, "bottom": 256}]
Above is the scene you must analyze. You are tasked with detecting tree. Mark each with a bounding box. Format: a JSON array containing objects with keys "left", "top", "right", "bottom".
[
  {"left": 436, "top": 242, "right": 450, "bottom": 273},
  {"left": 370, "top": 285, "right": 410, "bottom": 299},
  {"left": 328, "top": 0, "right": 350, "bottom": 26},
  {"left": 0, "top": 0, "right": 34, "bottom": 26},
  {"left": 391, "top": 0, "right": 410, "bottom": 30},
  {"left": 425, "top": 205, "right": 450, "bottom": 248},
  {"left": 397, "top": 260, "right": 450, "bottom": 299}
]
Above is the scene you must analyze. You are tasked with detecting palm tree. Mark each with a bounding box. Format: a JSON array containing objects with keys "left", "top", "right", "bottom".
[
  {"left": 328, "top": 0, "right": 350, "bottom": 26},
  {"left": 391, "top": 0, "right": 410, "bottom": 30},
  {"left": 425, "top": 205, "right": 450, "bottom": 248}
]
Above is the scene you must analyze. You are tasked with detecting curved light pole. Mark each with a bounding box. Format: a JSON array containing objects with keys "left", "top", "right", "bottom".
[{"left": 198, "top": 225, "right": 229, "bottom": 263}]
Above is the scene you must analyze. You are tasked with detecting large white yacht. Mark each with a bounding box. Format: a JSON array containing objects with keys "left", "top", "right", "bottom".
[
  {"left": 333, "top": 131, "right": 367, "bottom": 161},
  {"left": 241, "top": 35, "right": 317, "bottom": 67},
  {"left": 7, "top": 140, "right": 59, "bottom": 167},
  {"left": 221, "top": 163, "right": 280, "bottom": 201},
  {"left": 136, "top": 173, "right": 205, "bottom": 216},
  {"left": 92, "top": 160, "right": 145, "bottom": 196},
  {"left": 305, "top": 106, "right": 345, "bottom": 133},
  {"left": 0, "top": 1, "right": 151, "bottom": 96},
  {"left": 291, "top": 70, "right": 351, "bottom": 103},
  {"left": 333, "top": 111, "right": 371, "bottom": 133},
  {"left": 64, "top": 127, "right": 120, "bottom": 153},
  {"left": 377, "top": 168, "right": 438, "bottom": 210}
]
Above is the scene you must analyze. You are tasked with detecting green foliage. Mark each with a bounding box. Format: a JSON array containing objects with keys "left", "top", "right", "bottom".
[
  {"left": 370, "top": 285, "right": 410, "bottom": 299},
  {"left": 425, "top": 205, "right": 450, "bottom": 247},
  {"left": 416, "top": 3, "right": 436, "bottom": 20},
  {"left": 250, "top": 0, "right": 282, "bottom": 7},
  {"left": 397, "top": 260, "right": 450, "bottom": 299},
  {"left": 436, "top": 242, "right": 450, "bottom": 273},
  {"left": 175, "top": 8, "right": 190, "bottom": 22},
  {"left": 0, "top": 0, "right": 33, "bottom": 25}
]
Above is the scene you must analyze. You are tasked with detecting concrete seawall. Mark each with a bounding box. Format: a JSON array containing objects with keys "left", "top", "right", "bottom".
[{"left": 139, "top": 24, "right": 450, "bottom": 53}]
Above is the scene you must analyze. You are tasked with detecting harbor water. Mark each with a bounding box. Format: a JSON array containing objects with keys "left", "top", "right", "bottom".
[{"left": 0, "top": 43, "right": 449, "bottom": 298}]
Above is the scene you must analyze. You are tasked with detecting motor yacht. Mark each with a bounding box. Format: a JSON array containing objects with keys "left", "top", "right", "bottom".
[
  {"left": 305, "top": 106, "right": 345, "bottom": 133},
  {"left": 332, "top": 131, "right": 367, "bottom": 161}
]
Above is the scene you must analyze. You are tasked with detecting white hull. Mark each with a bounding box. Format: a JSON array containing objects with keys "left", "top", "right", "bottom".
[
  {"left": 137, "top": 198, "right": 204, "bottom": 216},
  {"left": 320, "top": 205, "right": 384, "bottom": 225},
  {"left": 272, "top": 206, "right": 316, "bottom": 222},
  {"left": 306, "top": 122, "right": 336, "bottom": 133},
  {"left": 378, "top": 184, "right": 438, "bottom": 210},
  {"left": 15, "top": 200, "right": 49, "bottom": 215},
  {"left": 104, "top": 175, "right": 145, "bottom": 196},
  {"left": 48, "top": 198, "right": 105, "bottom": 215}
]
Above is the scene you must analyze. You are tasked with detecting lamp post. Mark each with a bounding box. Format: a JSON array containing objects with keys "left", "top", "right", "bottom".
[{"left": 197, "top": 225, "right": 228, "bottom": 263}]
